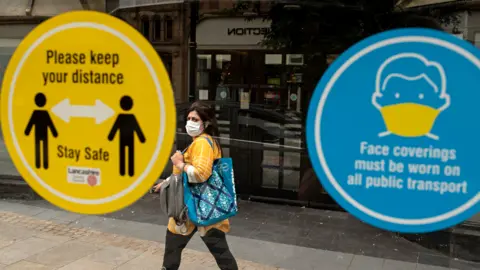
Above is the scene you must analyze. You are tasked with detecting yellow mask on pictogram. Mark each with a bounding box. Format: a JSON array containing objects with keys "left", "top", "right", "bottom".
[{"left": 379, "top": 103, "right": 440, "bottom": 137}]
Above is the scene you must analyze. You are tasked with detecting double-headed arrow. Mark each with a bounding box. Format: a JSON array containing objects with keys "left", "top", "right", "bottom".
[{"left": 51, "top": 98, "right": 114, "bottom": 124}]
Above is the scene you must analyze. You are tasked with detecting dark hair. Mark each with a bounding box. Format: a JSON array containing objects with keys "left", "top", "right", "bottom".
[{"left": 187, "top": 101, "right": 220, "bottom": 138}]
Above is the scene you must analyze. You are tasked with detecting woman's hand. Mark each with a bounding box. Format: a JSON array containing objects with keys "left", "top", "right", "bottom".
[
  {"left": 153, "top": 176, "right": 172, "bottom": 193},
  {"left": 153, "top": 181, "right": 164, "bottom": 193},
  {"left": 171, "top": 151, "right": 185, "bottom": 170}
]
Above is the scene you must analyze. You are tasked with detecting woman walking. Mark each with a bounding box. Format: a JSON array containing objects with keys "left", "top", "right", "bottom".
[{"left": 154, "top": 101, "right": 238, "bottom": 270}]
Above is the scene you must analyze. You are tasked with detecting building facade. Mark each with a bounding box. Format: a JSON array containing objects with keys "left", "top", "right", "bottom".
[
  {"left": 115, "top": 5, "right": 188, "bottom": 102},
  {"left": 447, "top": 9, "right": 480, "bottom": 49},
  {"left": 112, "top": 0, "right": 255, "bottom": 103}
]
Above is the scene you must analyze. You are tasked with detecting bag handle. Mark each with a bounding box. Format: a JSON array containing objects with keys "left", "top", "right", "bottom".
[
  {"left": 204, "top": 136, "right": 223, "bottom": 157},
  {"left": 181, "top": 135, "right": 221, "bottom": 156},
  {"left": 182, "top": 135, "right": 213, "bottom": 152},
  {"left": 204, "top": 136, "right": 214, "bottom": 148}
]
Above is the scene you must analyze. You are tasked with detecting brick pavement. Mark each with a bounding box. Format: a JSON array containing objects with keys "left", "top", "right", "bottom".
[{"left": 0, "top": 210, "right": 279, "bottom": 270}]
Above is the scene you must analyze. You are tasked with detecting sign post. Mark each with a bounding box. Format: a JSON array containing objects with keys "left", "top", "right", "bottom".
[
  {"left": 306, "top": 28, "right": 479, "bottom": 233},
  {"left": 1, "top": 11, "right": 176, "bottom": 214}
]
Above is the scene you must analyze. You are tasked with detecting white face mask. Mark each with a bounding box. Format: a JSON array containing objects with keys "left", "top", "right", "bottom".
[{"left": 185, "top": 120, "right": 203, "bottom": 137}]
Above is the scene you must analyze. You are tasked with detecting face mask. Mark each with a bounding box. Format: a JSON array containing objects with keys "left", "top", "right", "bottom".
[
  {"left": 380, "top": 103, "right": 439, "bottom": 137},
  {"left": 186, "top": 120, "right": 203, "bottom": 137}
]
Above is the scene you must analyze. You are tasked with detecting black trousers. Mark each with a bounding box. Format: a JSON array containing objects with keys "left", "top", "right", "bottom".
[{"left": 163, "top": 228, "right": 238, "bottom": 270}]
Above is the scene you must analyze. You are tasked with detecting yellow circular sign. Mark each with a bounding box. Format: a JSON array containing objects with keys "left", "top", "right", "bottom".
[{"left": 1, "top": 11, "right": 176, "bottom": 214}]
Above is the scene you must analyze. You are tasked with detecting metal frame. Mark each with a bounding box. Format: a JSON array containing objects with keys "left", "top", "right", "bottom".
[{"left": 25, "top": 0, "right": 36, "bottom": 16}]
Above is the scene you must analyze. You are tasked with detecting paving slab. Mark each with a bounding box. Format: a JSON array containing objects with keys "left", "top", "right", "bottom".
[
  {"left": 115, "top": 250, "right": 165, "bottom": 270},
  {"left": 83, "top": 246, "right": 143, "bottom": 266},
  {"left": 34, "top": 209, "right": 83, "bottom": 224},
  {"left": 33, "top": 232, "right": 73, "bottom": 243},
  {"left": 25, "top": 240, "right": 99, "bottom": 268},
  {"left": 0, "top": 224, "right": 36, "bottom": 242},
  {"left": 0, "top": 237, "right": 60, "bottom": 265},
  {"left": 0, "top": 203, "right": 45, "bottom": 217},
  {"left": 4, "top": 260, "right": 54, "bottom": 270},
  {"left": 383, "top": 259, "right": 417, "bottom": 270},
  {"left": 57, "top": 258, "right": 115, "bottom": 270},
  {"left": 0, "top": 241, "right": 13, "bottom": 251},
  {"left": 348, "top": 255, "right": 384, "bottom": 270},
  {"left": 416, "top": 264, "right": 460, "bottom": 270}
]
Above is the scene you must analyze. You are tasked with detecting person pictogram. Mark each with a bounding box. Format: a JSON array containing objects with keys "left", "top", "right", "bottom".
[
  {"left": 24, "top": 93, "right": 58, "bottom": 169},
  {"left": 108, "top": 95, "right": 146, "bottom": 177}
]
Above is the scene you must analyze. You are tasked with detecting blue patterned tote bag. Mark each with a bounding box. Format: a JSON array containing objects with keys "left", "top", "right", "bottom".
[{"left": 183, "top": 137, "right": 238, "bottom": 226}]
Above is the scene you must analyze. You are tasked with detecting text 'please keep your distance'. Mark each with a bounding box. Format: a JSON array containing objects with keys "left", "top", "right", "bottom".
[{"left": 42, "top": 50, "right": 124, "bottom": 86}]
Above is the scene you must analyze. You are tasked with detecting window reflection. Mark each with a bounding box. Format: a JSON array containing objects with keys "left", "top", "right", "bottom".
[
  {"left": 140, "top": 16, "right": 150, "bottom": 39},
  {"left": 197, "top": 54, "right": 212, "bottom": 94},
  {"left": 265, "top": 54, "right": 282, "bottom": 65},
  {"left": 153, "top": 16, "right": 162, "bottom": 41},
  {"left": 474, "top": 32, "right": 480, "bottom": 47},
  {"left": 286, "top": 54, "right": 304, "bottom": 66},
  {"left": 197, "top": 54, "right": 212, "bottom": 69},
  {"left": 216, "top": 54, "right": 231, "bottom": 69},
  {"left": 165, "top": 16, "right": 173, "bottom": 41}
]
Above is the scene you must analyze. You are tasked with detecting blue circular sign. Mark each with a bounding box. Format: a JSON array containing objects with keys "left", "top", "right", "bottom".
[{"left": 306, "top": 28, "right": 480, "bottom": 233}]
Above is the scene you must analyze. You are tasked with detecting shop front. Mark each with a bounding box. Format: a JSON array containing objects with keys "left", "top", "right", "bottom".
[
  {"left": 195, "top": 17, "right": 306, "bottom": 109},
  {"left": 188, "top": 16, "right": 337, "bottom": 207}
]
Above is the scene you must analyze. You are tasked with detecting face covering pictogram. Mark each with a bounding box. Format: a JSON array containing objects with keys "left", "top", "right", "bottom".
[{"left": 372, "top": 53, "right": 450, "bottom": 140}]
